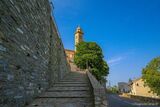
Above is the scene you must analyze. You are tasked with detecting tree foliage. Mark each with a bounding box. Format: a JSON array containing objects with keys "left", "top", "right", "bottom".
[
  {"left": 142, "top": 57, "right": 160, "bottom": 96},
  {"left": 107, "top": 85, "right": 119, "bottom": 94},
  {"left": 74, "top": 42, "right": 109, "bottom": 81}
]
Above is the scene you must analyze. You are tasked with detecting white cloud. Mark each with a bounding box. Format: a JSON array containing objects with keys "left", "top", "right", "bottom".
[
  {"left": 108, "top": 56, "right": 124, "bottom": 64},
  {"left": 108, "top": 56, "right": 125, "bottom": 66},
  {"left": 107, "top": 49, "right": 135, "bottom": 67}
]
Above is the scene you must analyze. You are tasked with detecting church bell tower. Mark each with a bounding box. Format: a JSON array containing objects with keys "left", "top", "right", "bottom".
[{"left": 75, "top": 26, "right": 84, "bottom": 51}]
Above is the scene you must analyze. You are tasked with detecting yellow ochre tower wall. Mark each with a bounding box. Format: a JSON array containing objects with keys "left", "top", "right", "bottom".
[{"left": 75, "top": 26, "right": 84, "bottom": 51}]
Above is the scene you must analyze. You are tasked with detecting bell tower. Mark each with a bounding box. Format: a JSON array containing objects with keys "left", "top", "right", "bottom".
[{"left": 75, "top": 26, "right": 84, "bottom": 51}]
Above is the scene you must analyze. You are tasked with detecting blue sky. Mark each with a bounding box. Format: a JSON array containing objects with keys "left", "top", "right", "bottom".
[{"left": 52, "top": 0, "right": 160, "bottom": 86}]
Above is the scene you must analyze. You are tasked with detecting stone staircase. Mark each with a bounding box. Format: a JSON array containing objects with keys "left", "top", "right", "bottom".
[
  {"left": 70, "top": 62, "right": 81, "bottom": 71},
  {"left": 27, "top": 71, "right": 94, "bottom": 107}
]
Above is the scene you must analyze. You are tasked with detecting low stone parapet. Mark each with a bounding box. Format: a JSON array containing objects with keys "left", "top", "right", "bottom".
[
  {"left": 86, "top": 70, "right": 108, "bottom": 107},
  {"left": 130, "top": 95, "right": 160, "bottom": 105}
]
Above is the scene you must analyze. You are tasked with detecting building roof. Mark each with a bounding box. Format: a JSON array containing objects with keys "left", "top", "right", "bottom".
[
  {"left": 129, "top": 77, "right": 142, "bottom": 85},
  {"left": 65, "top": 49, "right": 75, "bottom": 53},
  {"left": 132, "top": 77, "right": 142, "bottom": 83}
]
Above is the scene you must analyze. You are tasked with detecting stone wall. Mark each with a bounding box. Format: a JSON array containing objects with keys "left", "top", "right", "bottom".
[
  {"left": 87, "top": 70, "right": 108, "bottom": 107},
  {"left": 0, "top": 0, "right": 70, "bottom": 107},
  {"left": 130, "top": 95, "right": 160, "bottom": 106}
]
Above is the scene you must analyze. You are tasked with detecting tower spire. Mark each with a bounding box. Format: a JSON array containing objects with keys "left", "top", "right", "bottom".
[{"left": 75, "top": 26, "right": 84, "bottom": 51}]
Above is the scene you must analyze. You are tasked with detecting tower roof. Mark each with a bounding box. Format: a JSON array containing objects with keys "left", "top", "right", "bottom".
[{"left": 75, "top": 26, "right": 84, "bottom": 34}]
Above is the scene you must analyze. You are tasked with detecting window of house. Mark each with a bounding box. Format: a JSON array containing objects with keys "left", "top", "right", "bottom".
[{"left": 136, "top": 83, "right": 139, "bottom": 86}]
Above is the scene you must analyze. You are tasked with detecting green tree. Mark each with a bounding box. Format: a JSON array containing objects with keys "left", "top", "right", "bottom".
[
  {"left": 142, "top": 57, "right": 160, "bottom": 96},
  {"left": 107, "top": 85, "right": 119, "bottom": 94},
  {"left": 74, "top": 42, "right": 109, "bottom": 81}
]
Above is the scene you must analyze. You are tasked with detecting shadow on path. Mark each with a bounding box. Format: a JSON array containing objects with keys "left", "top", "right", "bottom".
[{"left": 107, "top": 94, "right": 160, "bottom": 107}]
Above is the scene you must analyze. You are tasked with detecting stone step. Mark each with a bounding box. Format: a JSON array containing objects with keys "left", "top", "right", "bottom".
[
  {"left": 65, "top": 76, "right": 82, "bottom": 77},
  {"left": 62, "top": 77, "right": 87, "bottom": 79},
  {"left": 38, "top": 91, "right": 92, "bottom": 98},
  {"left": 60, "top": 79, "right": 87, "bottom": 81},
  {"left": 64, "top": 76, "right": 86, "bottom": 78},
  {"left": 53, "top": 83, "right": 89, "bottom": 87},
  {"left": 26, "top": 71, "right": 94, "bottom": 107},
  {"left": 55, "top": 81, "right": 88, "bottom": 84},
  {"left": 27, "top": 98, "right": 94, "bottom": 107},
  {"left": 64, "top": 76, "right": 87, "bottom": 77},
  {"left": 63, "top": 77, "right": 88, "bottom": 79},
  {"left": 48, "top": 86, "right": 90, "bottom": 91},
  {"left": 65, "top": 73, "right": 86, "bottom": 75},
  {"left": 63, "top": 76, "right": 87, "bottom": 78},
  {"left": 59, "top": 80, "right": 87, "bottom": 83},
  {"left": 65, "top": 74, "right": 86, "bottom": 77},
  {"left": 61, "top": 79, "right": 88, "bottom": 82},
  {"left": 63, "top": 78, "right": 87, "bottom": 80}
]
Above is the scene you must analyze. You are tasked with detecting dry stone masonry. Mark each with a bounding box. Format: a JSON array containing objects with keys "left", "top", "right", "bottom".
[
  {"left": 26, "top": 71, "right": 94, "bottom": 107},
  {"left": 0, "top": 0, "right": 70, "bottom": 107}
]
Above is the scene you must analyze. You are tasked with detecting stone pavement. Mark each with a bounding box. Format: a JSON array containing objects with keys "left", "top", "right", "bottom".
[{"left": 26, "top": 71, "right": 94, "bottom": 107}]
